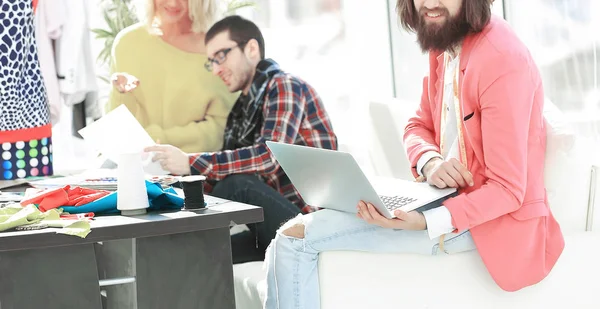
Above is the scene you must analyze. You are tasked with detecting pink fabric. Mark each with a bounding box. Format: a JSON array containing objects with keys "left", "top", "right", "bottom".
[{"left": 403, "top": 16, "right": 564, "bottom": 291}]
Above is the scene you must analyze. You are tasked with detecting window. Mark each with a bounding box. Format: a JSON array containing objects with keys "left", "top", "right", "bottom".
[
  {"left": 241, "top": 0, "right": 395, "bottom": 170},
  {"left": 504, "top": 0, "right": 600, "bottom": 142},
  {"left": 242, "top": 0, "right": 351, "bottom": 124}
]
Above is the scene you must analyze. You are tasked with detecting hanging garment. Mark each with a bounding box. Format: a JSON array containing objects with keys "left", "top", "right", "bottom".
[
  {"left": 34, "top": 0, "right": 67, "bottom": 125},
  {"left": 54, "top": 0, "right": 99, "bottom": 116}
]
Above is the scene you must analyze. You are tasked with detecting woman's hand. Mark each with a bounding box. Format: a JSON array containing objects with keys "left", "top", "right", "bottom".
[{"left": 111, "top": 72, "right": 140, "bottom": 93}]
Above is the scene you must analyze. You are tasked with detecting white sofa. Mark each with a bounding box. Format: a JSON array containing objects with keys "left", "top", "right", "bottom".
[{"left": 232, "top": 98, "right": 600, "bottom": 309}]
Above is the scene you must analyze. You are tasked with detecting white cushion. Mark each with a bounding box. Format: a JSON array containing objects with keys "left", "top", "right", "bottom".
[
  {"left": 233, "top": 261, "right": 266, "bottom": 309},
  {"left": 318, "top": 232, "right": 600, "bottom": 309},
  {"left": 542, "top": 99, "right": 594, "bottom": 232},
  {"left": 232, "top": 233, "right": 600, "bottom": 309}
]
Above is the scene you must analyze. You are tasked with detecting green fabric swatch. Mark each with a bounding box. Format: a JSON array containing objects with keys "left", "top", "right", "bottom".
[{"left": 0, "top": 204, "right": 91, "bottom": 238}]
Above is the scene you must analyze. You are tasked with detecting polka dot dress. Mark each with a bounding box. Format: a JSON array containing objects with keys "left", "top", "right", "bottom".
[
  {"left": 0, "top": 0, "right": 53, "bottom": 180},
  {"left": 2, "top": 138, "right": 53, "bottom": 180}
]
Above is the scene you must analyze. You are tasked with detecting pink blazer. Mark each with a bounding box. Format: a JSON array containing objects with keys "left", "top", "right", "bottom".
[{"left": 403, "top": 16, "right": 564, "bottom": 291}]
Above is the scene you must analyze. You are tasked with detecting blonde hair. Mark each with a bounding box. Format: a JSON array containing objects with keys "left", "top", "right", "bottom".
[{"left": 139, "top": 0, "right": 218, "bottom": 34}]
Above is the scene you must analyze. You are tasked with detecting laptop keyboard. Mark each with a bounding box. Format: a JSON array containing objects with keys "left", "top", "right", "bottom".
[{"left": 379, "top": 195, "right": 418, "bottom": 212}]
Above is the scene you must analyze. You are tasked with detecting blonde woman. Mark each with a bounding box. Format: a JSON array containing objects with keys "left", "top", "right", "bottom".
[{"left": 108, "top": 0, "right": 238, "bottom": 153}]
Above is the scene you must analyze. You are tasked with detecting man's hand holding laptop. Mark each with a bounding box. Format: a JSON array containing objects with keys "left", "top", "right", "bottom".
[
  {"left": 355, "top": 157, "right": 475, "bottom": 230},
  {"left": 356, "top": 200, "right": 427, "bottom": 230}
]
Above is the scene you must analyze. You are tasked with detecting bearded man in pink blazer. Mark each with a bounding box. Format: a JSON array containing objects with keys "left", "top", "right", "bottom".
[
  {"left": 263, "top": 1, "right": 564, "bottom": 307},
  {"left": 399, "top": 0, "right": 565, "bottom": 292}
]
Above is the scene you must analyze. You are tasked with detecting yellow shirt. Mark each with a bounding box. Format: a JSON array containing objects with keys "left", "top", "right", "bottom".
[{"left": 107, "top": 24, "right": 238, "bottom": 153}]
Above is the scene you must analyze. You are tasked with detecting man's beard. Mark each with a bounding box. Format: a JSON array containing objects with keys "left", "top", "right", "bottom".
[
  {"left": 415, "top": 6, "right": 470, "bottom": 53},
  {"left": 238, "top": 64, "right": 254, "bottom": 93},
  {"left": 232, "top": 61, "right": 254, "bottom": 93}
]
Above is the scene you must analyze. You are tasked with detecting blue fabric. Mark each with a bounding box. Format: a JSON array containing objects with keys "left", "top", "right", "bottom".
[{"left": 60, "top": 181, "right": 184, "bottom": 215}]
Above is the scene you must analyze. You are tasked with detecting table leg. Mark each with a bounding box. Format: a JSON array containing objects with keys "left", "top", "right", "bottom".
[{"left": 95, "top": 239, "right": 137, "bottom": 309}]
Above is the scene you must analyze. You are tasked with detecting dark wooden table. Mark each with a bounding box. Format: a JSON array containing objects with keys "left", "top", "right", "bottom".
[{"left": 0, "top": 197, "right": 263, "bottom": 309}]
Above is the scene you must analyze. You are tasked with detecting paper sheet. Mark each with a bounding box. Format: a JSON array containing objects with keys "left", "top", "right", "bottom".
[{"left": 78, "top": 105, "right": 169, "bottom": 176}]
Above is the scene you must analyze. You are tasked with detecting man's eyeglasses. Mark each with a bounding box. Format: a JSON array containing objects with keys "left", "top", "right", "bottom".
[{"left": 204, "top": 42, "right": 247, "bottom": 72}]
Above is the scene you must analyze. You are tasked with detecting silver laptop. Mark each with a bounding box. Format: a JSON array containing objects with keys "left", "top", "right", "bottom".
[{"left": 266, "top": 141, "right": 457, "bottom": 219}]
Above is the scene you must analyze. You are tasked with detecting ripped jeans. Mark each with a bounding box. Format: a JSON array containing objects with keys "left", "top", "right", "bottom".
[{"left": 263, "top": 209, "right": 477, "bottom": 309}]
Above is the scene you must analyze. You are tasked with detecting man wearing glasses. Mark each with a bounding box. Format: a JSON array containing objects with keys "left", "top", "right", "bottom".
[{"left": 146, "top": 15, "right": 337, "bottom": 264}]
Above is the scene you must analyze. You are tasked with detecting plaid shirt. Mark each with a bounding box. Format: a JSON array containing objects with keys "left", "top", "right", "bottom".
[{"left": 189, "top": 59, "right": 337, "bottom": 213}]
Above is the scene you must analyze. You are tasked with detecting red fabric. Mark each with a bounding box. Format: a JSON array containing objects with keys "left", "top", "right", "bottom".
[
  {"left": 0, "top": 124, "right": 51, "bottom": 143},
  {"left": 20, "top": 186, "right": 110, "bottom": 212}
]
